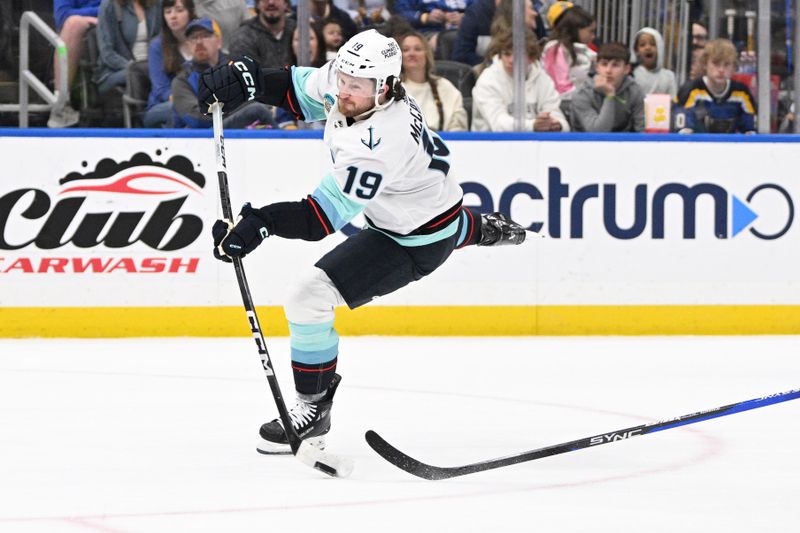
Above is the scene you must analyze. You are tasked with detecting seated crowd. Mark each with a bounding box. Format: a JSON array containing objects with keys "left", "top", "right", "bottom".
[{"left": 50, "top": 0, "right": 757, "bottom": 134}]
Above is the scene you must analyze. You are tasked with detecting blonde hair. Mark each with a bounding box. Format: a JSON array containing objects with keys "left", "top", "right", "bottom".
[
  {"left": 399, "top": 32, "right": 436, "bottom": 81},
  {"left": 399, "top": 32, "right": 446, "bottom": 130},
  {"left": 701, "top": 38, "right": 737, "bottom": 68}
]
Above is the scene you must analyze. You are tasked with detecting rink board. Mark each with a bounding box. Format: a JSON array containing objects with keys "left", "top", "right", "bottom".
[{"left": 0, "top": 130, "right": 798, "bottom": 336}]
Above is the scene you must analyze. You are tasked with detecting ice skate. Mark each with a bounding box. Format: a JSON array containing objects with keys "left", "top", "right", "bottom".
[
  {"left": 478, "top": 212, "right": 527, "bottom": 246},
  {"left": 256, "top": 373, "right": 341, "bottom": 455}
]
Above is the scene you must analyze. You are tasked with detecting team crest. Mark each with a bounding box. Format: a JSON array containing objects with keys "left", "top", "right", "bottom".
[{"left": 361, "top": 126, "right": 381, "bottom": 150}]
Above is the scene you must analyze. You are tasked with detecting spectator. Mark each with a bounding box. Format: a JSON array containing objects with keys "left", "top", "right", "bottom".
[
  {"left": 172, "top": 18, "right": 278, "bottom": 128},
  {"left": 143, "top": 0, "right": 196, "bottom": 128},
  {"left": 393, "top": 0, "right": 472, "bottom": 33},
  {"left": 491, "top": 0, "right": 543, "bottom": 39},
  {"left": 320, "top": 18, "right": 344, "bottom": 61},
  {"left": 688, "top": 22, "right": 707, "bottom": 82},
  {"left": 194, "top": 0, "right": 249, "bottom": 52},
  {"left": 692, "top": 22, "right": 708, "bottom": 50},
  {"left": 273, "top": 22, "right": 327, "bottom": 129},
  {"left": 230, "top": 0, "right": 296, "bottom": 68},
  {"left": 306, "top": 0, "right": 358, "bottom": 40},
  {"left": 570, "top": 42, "right": 644, "bottom": 132},
  {"left": 631, "top": 27, "right": 677, "bottom": 97},
  {"left": 453, "top": 0, "right": 543, "bottom": 67},
  {"left": 400, "top": 31, "right": 468, "bottom": 131},
  {"left": 49, "top": 0, "right": 102, "bottom": 128},
  {"left": 471, "top": 29, "right": 568, "bottom": 132},
  {"left": 541, "top": 3, "right": 596, "bottom": 103},
  {"left": 94, "top": 0, "right": 161, "bottom": 96},
  {"left": 673, "top": 38, "right": 756, "bottom": 134},
  {"left": 332, "top": 0, "right": 389, "bottom": 29},
  {"left": 289, "top": 23, "right": 326, "bottom": 67}
]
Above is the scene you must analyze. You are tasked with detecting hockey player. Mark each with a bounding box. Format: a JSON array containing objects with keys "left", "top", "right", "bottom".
[{"left": 198, "top": 29, "right": 526, "bottom": 454}]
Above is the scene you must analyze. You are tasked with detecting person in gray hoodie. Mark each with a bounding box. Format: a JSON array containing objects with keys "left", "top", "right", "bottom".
[
  {"left": 631, "top": 27, "right": 677, "bottom": 97},
  {"left": 570, "top": 42, "right": 645, "bottom": 132}
]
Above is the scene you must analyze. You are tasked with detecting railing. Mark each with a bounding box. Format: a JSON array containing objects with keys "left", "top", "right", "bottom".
[{"left": 0, "top": 11, "right": 68, "bottom": 127}]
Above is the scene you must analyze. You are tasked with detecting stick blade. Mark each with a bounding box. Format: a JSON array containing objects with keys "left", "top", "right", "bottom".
[
  {"left": 295, "top": 441, "right": 354, "bottom": 478},
  {"left": 365, "top": 430, "right": 453, "bottom": 480}
]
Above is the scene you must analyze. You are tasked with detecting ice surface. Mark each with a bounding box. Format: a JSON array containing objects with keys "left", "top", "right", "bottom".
[{"left": 0, "top": 336, "right": 798, "bottom": 532}]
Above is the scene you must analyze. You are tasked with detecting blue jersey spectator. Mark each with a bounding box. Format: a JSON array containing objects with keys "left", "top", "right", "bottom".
[
  {"left": 55, "top": 0, "right": 102, "bottom": 29},
  {"left": 393, "top": 0, "right": 473, "bottom": 32},
  {"left": 674, "top": 38, "right": 757, "bottom": 134}
]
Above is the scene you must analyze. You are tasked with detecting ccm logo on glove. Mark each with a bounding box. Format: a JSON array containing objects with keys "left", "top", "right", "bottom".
[{"left": 233, "top": 60, "right": 257, "bottom": 101}]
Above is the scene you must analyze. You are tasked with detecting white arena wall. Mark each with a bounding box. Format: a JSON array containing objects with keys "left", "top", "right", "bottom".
[{"left": 0, "top": 129, "right": 798, "bottom": 337}]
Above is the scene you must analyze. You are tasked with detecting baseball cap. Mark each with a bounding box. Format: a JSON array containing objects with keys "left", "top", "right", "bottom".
[
  {"left": 185, "top": 17, "right": 221, "bottom": 38},
  {"left": 547, "top": 1, "right": 574, "bottom": 28}
]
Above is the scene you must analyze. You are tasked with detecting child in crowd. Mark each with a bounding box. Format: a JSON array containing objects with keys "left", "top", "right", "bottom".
[
  {"left": 320, "top": 18, "right": 345, "bottom": 61},
  {"left": 631, "top": 27, "right": 677, "bottom": 97},
  {"left": 400, "top": 31, "right": 468, "bottom": 131},
  {"left": 674, "top": 38, "right": 757, "bottom": 134},
  {"left": 570, "top": 42, "right": 644, "bottom": 132},
  {"left": 143, "top": 0, "right": 196, "bottom": 128},
  {"left": 541, "top": 3, "right": 596, "bottom": 112},
  {"left": 472, "top": 29, "right": 568, "bottom": 132}
]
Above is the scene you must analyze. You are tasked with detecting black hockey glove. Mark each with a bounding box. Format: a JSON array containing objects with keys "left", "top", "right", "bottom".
[
  {"left": 212, "top": 203, "right": 270, "bottom": 262},
  {"left": 198, "top": 56, "right": 262, "bottom": 114}
]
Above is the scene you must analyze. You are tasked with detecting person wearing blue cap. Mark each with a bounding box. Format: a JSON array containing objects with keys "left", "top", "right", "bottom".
[{"left": 171, "top": 17, "right": 279, "bottom": 128}]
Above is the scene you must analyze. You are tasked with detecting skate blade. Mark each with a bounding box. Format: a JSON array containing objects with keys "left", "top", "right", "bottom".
[{"left": 256, "top": 435, "right": 325, "bottom": 455}]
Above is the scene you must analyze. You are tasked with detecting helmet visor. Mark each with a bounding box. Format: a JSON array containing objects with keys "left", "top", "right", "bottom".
[{"left": 336, "top": 71, "right": 378, "bottom": 98}]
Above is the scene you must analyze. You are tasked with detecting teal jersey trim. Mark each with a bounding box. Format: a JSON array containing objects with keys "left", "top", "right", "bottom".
[
  {"left": 291, "top": 66, "right": 327, "bottom": 122},
  {"left": 311, "top": 173, "right": 366, "bottom": 231},
  {"left": 455, "top": 210, "right": 469, "bottom": 247},
  {"left": 366, "top": 216, "right": 460, "bottom": 247}
]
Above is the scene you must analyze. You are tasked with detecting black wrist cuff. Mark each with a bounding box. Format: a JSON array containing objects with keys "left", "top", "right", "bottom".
[{"left": 258, "top": 67, "right": 305, "bottom": 121}]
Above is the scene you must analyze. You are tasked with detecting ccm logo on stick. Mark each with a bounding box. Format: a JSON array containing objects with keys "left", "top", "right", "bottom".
[
  {"left": 589, "top": 429, "right": 643, "bottom": 446},
  {"left": 234, "top": 61, "right": 256, "bottom": 100}
]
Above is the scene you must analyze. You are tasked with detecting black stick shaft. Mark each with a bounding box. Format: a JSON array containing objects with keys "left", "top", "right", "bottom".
[
  {"left": 366, "top": 387, "right": 800, "bottom": 480},
  {"left": 211, "top": 103, "right": 302, "bottom": 454}
]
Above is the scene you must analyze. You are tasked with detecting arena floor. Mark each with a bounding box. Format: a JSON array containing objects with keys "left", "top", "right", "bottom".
[{"left": 1, "top": 336, "right": 798, "bottom": 532}]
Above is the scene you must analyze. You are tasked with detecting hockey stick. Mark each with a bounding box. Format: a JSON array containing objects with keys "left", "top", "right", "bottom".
[
  {"left": 366, "top": 387, "right": 800, "bottom": 480},
  {"left": 210, "top": 102, "right": 352, "bottom": 478}
]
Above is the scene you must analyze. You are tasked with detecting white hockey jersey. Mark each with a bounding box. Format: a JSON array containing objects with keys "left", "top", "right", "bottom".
[{"left": 291, "top": 62, "right": 464, "bottom": 244}]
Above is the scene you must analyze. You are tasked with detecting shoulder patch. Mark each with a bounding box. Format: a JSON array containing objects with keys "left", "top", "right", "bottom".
[{"left": 324, "top": 93, "right": 335, "bottom": 113}]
